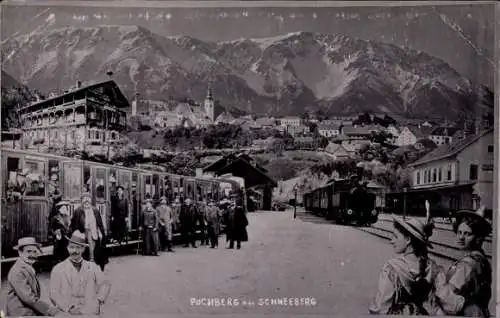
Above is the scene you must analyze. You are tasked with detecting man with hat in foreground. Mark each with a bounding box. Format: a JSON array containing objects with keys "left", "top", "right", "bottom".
[
  {"left": 205, "top": 198, "right": 223, "bottom": 248},
  {"left": 225, "top": 194, "right": 248, "bottom": 250},
  {"left": 71, "top": 192, "right": 109, "bottom": 271},
  {"left": 6, "top": 237, "right": 60, "bottom": 316},
  {"left": 50, "top": 230, "right": 111, "bottom": 315}
]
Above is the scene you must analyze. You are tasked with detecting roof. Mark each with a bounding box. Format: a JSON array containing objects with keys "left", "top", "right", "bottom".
[
  {"left": 255, "top": 117, "right": 276, "bottom": 126},
  {"left": 414, "top": 138, "right": 437, "bottom": 149},
  {"left": 21, "top": 80, "right": 129, "bottom": 113},
  {"left": 406, "top": 125, "right": 433, "bottom": 138},
  {"left": 342, "top": 126, "right": 372, "bottom": 136},
  {"left": 318, "top": 124, "right": 340, "bottom": 130},
  {"left": 215, "top": 111, "right": 235, "bottom": 123},
  {"left": 203, "top": 154, "right": 276, "bottom": 188},
  {"left": 430, "top": 126, "right": 461, "bottom": 136},
  {"left": 409, "top": 129, "right": 493, "bottom": 167}
]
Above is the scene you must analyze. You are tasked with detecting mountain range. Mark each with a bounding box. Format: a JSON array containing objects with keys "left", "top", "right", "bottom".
[{"left": 1, "top": 25, "right": 493, "bottom": 119}]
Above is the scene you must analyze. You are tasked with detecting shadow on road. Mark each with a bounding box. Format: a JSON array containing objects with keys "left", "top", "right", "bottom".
[{"left": 295, "top": 211, "right": 336, "bottom": 225}]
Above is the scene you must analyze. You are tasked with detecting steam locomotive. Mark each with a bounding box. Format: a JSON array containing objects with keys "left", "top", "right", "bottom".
[{"left": 303, "top": 177, "right": 379, "bottom": 226}]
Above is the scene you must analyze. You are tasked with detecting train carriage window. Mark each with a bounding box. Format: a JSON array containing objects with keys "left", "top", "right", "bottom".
[
  {"left": 24, "top": 160, "right": 46, "bottom": 197},
  {"left": 144, "top": 175, "right": 152, "bottom": 199},
  {"left": 83, "top": 165, "right": 91, "bottom": 193},
  {"left": 6, "top": 157, "right": 21, "bottom": 196},
  {"left": 159, "top": 175, "right": 164, "bottom": 198},
  {"left": 63, "top": 162, "right": 82, "bottom": 199},
  {"left": 95, "top": 168, "right": 106, "bottom": 200},
  {"left": 152, "top": 174, "right": 159, "bottom": 200},
  {"left": 109, "top": 169, "right": 117, "bottom": 196},
  {"left": 163, "top": 175, "right": 171, "bottom": 201}
]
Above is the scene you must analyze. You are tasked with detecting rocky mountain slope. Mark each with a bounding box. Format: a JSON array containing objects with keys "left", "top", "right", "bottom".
[{"left": 1, "top": 25, "right": 492, "bottom": 119}]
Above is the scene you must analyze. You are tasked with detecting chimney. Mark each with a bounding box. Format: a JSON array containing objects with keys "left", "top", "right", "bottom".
[{"left": 76, "top": 80, "right": 82, "bottom": 88}]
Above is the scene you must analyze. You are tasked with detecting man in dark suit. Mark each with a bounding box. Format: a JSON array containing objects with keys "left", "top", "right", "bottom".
[
  {"left": 111, "top": 185, "right": 129, "bottom": 244},
  {"left": 70, "top": 192, "right": 109, "bottom": 271},
  {"left": 6, "top": 237, "right": 59, "bottom": 316},
  {"left": 179, "top": 198, "right": 198, "bottom": 248}
]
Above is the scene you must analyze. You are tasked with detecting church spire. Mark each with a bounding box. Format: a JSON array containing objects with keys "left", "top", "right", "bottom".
[{"left": 207, "top": 82, "right": 213, "bottom": 101}]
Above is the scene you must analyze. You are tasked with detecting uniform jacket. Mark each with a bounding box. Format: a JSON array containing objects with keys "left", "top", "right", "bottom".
[
  {"left": 140, "top": 207, "right": 159, "bottom": 229},
  {"left": 435, "top": 250, "right": 491, "bottom": 317},
  {"left": 50, "top": 259, "right": 111, "bottom": 315},
  {"left": 6, "top": 259, "right": 58, "bottom": 316}
]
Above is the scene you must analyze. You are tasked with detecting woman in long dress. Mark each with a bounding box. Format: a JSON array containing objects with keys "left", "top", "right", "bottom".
[
  {"left": 49, "top": 201, "right": 71, "bottom": 264},
  {"left": 435, "top": 206, "right": 492, "bottom": 317},
  {"left": 369, "top": 216, "right": 443, "bottom": 315}
]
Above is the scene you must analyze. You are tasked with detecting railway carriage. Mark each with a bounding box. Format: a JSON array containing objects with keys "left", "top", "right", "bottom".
[
  {"left": 303, "top": 178, "right": 379, "bottom": 226},
  {"left": 1, "top": 147, "right": 222, "bottom": 258}
]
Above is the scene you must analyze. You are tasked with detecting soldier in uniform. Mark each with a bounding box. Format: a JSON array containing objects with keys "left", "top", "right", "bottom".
[
  {"left": 140, "top": 198, "right": 159, "bottom": 256},
  {"left": 157, "top": 196, "right": 175, "bottom": 252},
  {"left": 435, "top": 206, "right": 492, "bottom": 317}
]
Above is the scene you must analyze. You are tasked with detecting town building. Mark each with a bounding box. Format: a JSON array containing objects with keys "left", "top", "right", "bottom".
[
  {"left": 18, "top": 80, "right": 128, "bottom": 154},
  {"left": 428, "top": 127, "right": 461, "bottom": 146},
  {"left": 325, "top": 142, "right": 351, "bottom": 160},
  {"left": 317, "top": 124, "right": 340, "bottom": 138},
  {"left": 407, "top": 129, "right": 494, "bottom": 211},
  {"left": 215, "top": 111, "right": 235, "bottom": 125},
  {"left": 286, "top": 124, "right": 309, "bottom": 137},
  {"left": 279, "top": 116, "right": 302, "bottom": 127},
  {"left": 203, "top": 153, "right": 277, "bottom": 210},
  {"left": 395, "top": 126, "right": 432, "bottom": 147}
]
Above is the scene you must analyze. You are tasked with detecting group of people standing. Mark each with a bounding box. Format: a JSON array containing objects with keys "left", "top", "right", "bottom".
[
  {"left": 139, "top": 193, "right": 249, "bottom": 255},
  {"left": 370, "top": 206, "right": 492, "bottom": 316}
]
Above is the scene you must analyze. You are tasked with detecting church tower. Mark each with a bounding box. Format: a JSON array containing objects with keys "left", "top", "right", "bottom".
[{"left": 204, "top": 84, "right": 215, "bottom": 122}]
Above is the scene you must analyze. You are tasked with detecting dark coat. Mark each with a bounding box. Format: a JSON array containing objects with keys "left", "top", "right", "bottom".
[
  {"left": 49, "top": 215, "right": 70, "bottom": 263},
  {"left": 226, "top": 206, "right": 248, "bottom": 242},
  {"left": 179, "top": 204, "right": 198, "bottom": 228},
  {"left": 70, "top": 206, "right": 109, "bottom": 268}
]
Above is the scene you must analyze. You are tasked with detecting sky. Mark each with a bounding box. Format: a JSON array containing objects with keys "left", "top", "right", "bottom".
[{"left": 1, "top": 2, "right": 496, "bottom": 88}]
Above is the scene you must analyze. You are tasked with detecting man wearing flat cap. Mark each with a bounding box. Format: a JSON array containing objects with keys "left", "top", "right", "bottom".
[
  {"left": 50, "top": 230, "right": 111, "bottom": 315},
  {"left": 70, "top": 192, "right": 109, "bottom": 271},
  {"left": 111, "top": 185, "right": 129, "bottom": 244},
  {"left": 6, "top": 237, "right": 60, "bottom": 316}
]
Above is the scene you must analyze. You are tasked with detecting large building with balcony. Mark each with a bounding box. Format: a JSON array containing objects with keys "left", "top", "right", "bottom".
[
  {"left": 18, "top": 80, "right": 129, "bottom": 154},
  {"left": 407, "top": 129, "right": 494, "bottom": 212}
]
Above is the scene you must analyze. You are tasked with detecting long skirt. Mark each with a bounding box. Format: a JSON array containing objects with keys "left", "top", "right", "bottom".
[
  {"left": 53, "top": 237, "right": 69, "bottom": 264},
  {"left": 143, "top": 228, "right": 159, "bottom": 255}
]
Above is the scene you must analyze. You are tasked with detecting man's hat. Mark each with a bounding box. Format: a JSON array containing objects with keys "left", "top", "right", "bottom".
[
  {"left": 160, "top": 196, "right": 167, "bottom": 201},
  {"left": 455, "top": 205, "right": 492, "bottom": 236},
  {"left": 393, "top": 215, "right": 433, "bottom": 248},
  {"left": 13, "top": 237, "right": 42, "bottom": 251},
  {"left": 56, "top": 200, "right": 71, "bottom": 207},
  {"left": 17, "top": 168, "right": 30, "bottom": 177},
  {"left": 81, "top": 192, "right": 92, "bottom": 200},
  {"left": 66, "top": 230, "right": 89, "bottom": 247},
  {"left": 116, "top": 185, "right": 125, "bottom": 191}
]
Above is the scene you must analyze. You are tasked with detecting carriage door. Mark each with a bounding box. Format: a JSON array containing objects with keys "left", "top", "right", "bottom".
[
  {"left": 131, "top": 172, "right": 139, "bottom": 231},
  {"left": 92, "top": 166, "right": 109, "bottom": 235},
  {"left": 22, "top": 156, "right": 48, "bottom": 243},
  {"left": 142, "top": 173, "right": 153, "bottom": 203},
  {"left": 60, "top": 160, "right": 82, "bottom": 219},
  {"left": 117, "top": 169, "right": 132, "bottom": 229}
]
